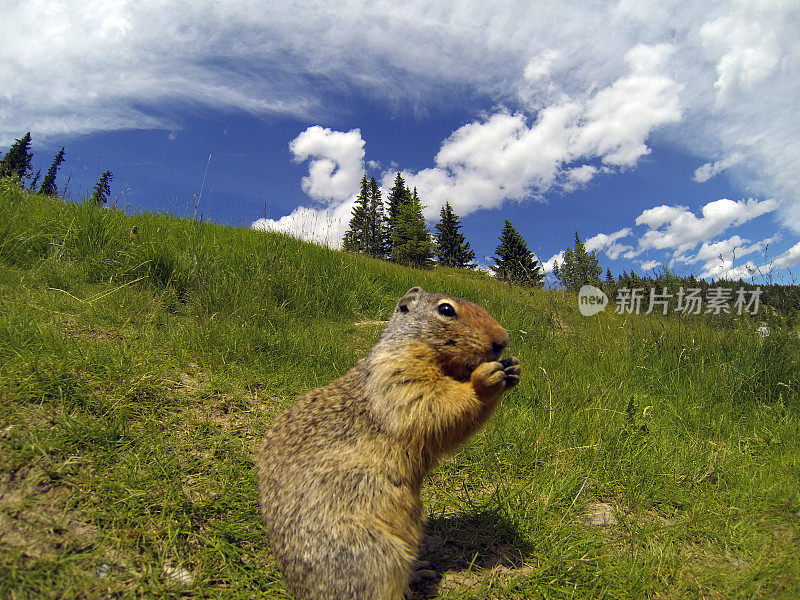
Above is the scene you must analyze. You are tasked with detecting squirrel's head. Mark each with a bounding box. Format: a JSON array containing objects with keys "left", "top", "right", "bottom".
[{"left": 384, "top": 287, "right": 510, "bottom": 381}]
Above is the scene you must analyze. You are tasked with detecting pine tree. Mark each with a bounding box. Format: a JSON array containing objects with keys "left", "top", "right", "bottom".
[
  {"left": 434, "top": 202, "right": 475, "bottom": 268},
  {"left": 342, "top": 174, "right": 371, "bottom": 254},
  {"left": 553, "top": 231, "right": 602, "bottom": 291},
  {"left": 603, "top": 267, "right": 616, "bottom": 296},
  {"left": 90, "top": 171, "right": 113, "bottom": 205},
  {"left": 391, "top": 188, "right": 434, "bottom": 268},
  {"left": 491, "top": 220, "right": 543, "bottom": 287},
  {"left": 385, "top": 173, "right": 412, "bottom": 257},
  {"left": 342, "top": 175, "right": 386, "bottom": 258},
  {"left": 365, "top": 177, "right": 386, "bottom": 258},
  {"left": 39, "top": 147, "right": 65, "bottom": 196},
  {"left": 0, "top": 132, "right": 33, "bottom": 181}
]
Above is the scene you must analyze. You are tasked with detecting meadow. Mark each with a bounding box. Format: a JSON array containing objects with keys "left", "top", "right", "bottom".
[{"left": 1, "top": 179, "right": 798, "bottom": 599}]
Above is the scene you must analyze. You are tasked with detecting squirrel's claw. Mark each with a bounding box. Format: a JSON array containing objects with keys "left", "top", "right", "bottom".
[
  {"left": 409, "top": 560, "right": 440, "bottom": 584},
  {"left": 501, "top": 357, "right": 521, "bottom": 389},
  {"left": 471, "top": 357, "right": 522, "bottom": 396}
]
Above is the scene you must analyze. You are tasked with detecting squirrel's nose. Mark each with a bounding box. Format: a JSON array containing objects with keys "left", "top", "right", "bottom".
[{"left": 491, "top": 331, "right": 509, "bottom": 355}]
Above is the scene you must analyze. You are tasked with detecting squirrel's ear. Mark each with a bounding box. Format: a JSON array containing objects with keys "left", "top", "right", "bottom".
[{"left": 397, "top": 287, "right": 422, "bottom": 313}]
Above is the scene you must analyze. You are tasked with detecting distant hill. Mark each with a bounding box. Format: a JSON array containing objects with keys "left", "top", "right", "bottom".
[{"left": 1, "top": 178, "right": 799, "bottom": 599}]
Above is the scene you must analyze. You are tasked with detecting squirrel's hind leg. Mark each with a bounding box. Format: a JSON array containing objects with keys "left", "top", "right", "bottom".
[{"left": 281, "top": 520, "right": 415, "bottom": 600}]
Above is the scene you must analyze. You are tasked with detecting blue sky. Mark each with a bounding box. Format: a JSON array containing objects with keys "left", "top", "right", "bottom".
[{"left": 3, "top": 1, "right": 799, "bottom": 284}]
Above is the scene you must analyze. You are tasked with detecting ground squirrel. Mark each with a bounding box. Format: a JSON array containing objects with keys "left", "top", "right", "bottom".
[{"left": 256, "top": 287, "right": 521, "bottom": 599}]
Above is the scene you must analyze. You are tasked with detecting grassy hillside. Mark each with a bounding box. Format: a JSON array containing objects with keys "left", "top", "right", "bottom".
[{"left": 1, "top": 179, "right": 799, "bottom": 599}]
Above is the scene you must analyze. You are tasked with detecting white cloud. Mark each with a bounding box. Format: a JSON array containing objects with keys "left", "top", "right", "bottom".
[
  {"left": 640, "top": 260, "right": 661, "bottom": 271},
  {"left": 690, "top": 0, "right": 800, "bottom": 229},
  {"left": 690, "top": 234, "right": 778, "bottom": 279},
  {"left": 585, "top": 228, "right": 634, "bottom": 260},
  {"left": 545, "top": 200, "right": 791, "bottom": 282},
  {"left": 709, "top": 261, "right": 760, "bottom": 281},
  {"left": 523, "top": 50, "right": 561, "bottom": 83},
  {"left": 695, "top": 234, "right": 778, "bottom": 264},
  {"left": 251, "top": 126, "right": 367, "bottom": 246},
  {"left": 289, "top": 126, "right": 365, "bottom": 203},
  {"left": 570, "top": 44, "right": 681, "bottom": 166},
  {"left": 700, "top": 240, "right": 800, "bottom": 281},
  {"left": 693, "top": 152, "right": 744, "bottom": 183},
  {"left": 397, "top": 44, "right": 681, "bottom": 218},
  {"left": 773, "top": 241, "right": 800, "bottom": 270},
  {"left": 634, "top": 198, "right": 780, "bottom": 259},
  {"left": 251, "top": 199, "right": 355, "bottom": 248},
  {"left": 565, "top": 165, "right": 598, "bottom": 185},
  {"left": 541, "top": 251, "right": 564, "bottom": 274},
  {"left": 699, "top": 4, "right": 783, "bottom": 105}
]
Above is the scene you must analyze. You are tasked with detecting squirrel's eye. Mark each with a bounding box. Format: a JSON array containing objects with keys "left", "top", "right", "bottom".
[{"left": 437, "top": 303, "right": 456, "bottom": 317}]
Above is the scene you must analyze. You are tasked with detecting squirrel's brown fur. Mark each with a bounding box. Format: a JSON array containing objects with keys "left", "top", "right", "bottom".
[{"left": 255, "top": 287, "right": 521, "bottom": 599}]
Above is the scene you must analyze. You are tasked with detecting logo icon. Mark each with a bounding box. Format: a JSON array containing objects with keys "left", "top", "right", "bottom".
[{"left": 578, "top": 285, "right": 608, "bottom": 317}]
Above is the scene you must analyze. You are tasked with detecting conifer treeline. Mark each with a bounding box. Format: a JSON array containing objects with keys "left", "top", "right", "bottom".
[
  {"left": 0, "top": 132, "right": 112, "bottom": 204},
  {"left": 342, "top": 172, "right": 545, "bottom": 286},
  {"left": 344, "top": 173, "right": 438, "bottom": 268}
]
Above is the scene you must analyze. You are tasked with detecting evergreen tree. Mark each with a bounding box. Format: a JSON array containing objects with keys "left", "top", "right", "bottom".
[
  {"left": 385, "top": 173, "right": 412, "bottom": 257},
  {"left": 342, "top": 175, "right": 386, "bottom": 258},
  {"left": 553, "top": 231, "right": 602, "bottom": 291},
  {"left": 365, "top": 177, "right": 386, "bottom": 258},
  {"left": 39, "top": 147, "right": 65, "bottom": 196},
  {"left": 90, "top": 170, "right": 113, "bottom": 205},
  {"left": 434, "top": 202, "right": 475, "bottom": 268},
  {"left": 603, "top": 267, "right": 616, "bottom": 296},
  {"left": 342, "top": 174, "right": 371, "bottom": 254},
  {"left": 491, "top": 220, "right": 544, "bottom": 287},
  {"left": 0, "top": 132, "right": 33, "bottom": 181},
  {"left": 391, "top": 188, "right": 434, "bottom": 268}
]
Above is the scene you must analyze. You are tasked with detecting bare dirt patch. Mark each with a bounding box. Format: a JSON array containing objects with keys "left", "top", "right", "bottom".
[
  {"left": 0, "top": 465, "right": 97, "bottom": 561},
  {"left": 354, "top": 320, "right": 387, "bottom": 327},
  {"left": 173, "top": 363, "right": 206, "bottom": 396},
  {"left": 584, "top": 502, "right": 618, "bottom": 527},
  {"left": 61, "top": 321, "right": 119, "bottom": 342}
]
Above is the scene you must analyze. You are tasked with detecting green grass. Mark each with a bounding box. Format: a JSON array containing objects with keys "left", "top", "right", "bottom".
[{"left": 1, "top": 179, "right": 799, "bottom": 599}]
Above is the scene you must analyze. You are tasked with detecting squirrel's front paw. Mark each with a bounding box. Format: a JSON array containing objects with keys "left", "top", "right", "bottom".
[
  {"left": 471, "top": 357, "right": 521, "bottom": 396},
  {"left": 500, "top": 357, "right": 521, "bottom": 389}
]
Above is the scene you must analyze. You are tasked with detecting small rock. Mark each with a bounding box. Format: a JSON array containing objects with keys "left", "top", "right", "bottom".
[
  {"left": 585, "top": 502, "right": 617, "bottom": 527},
  {"left": 164, "top": 566, "right": 193, "bottom": 586}
]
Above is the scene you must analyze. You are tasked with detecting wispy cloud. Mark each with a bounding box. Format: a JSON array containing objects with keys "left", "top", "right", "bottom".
[
  {"left": 693, "top": 153, "right": 745, "bottom": 183},
  {"left": 640, "top": 260, "right": 661, "bottom": 271},
  {"left": 585, "top": 229, "right": 634, "bottom": 261},
  {"left": 634, "top": 198, "right": 780, "bottom": 260},
  {"left": 697, "top": 239, "right": 800, "bottom": 282}
]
